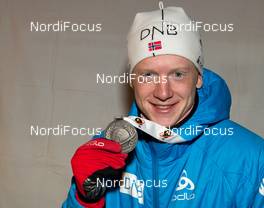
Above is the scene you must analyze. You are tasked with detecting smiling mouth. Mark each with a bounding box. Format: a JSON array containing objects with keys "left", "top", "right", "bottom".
[{"left": 150, "top": 102, "right": 178, "bottom": 113}]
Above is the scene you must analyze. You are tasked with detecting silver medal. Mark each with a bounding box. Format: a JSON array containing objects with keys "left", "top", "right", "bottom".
[{"left": 104, "top": 118, "right": 138, "bottom": 153}]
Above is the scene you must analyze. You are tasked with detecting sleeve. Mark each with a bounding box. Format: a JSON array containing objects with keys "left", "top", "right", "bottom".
[
  {"left": 252, "top": 179, "right": 264, "bottom": 207},
  {"left": 62, "top": 177, "right": 105, "bottom": 208},
  {"left": 234, "top": 146, "right": 264, "bottom": 208},
  {"left": 61, "top": 178, "right": 85, "bottom": 208},
  {"left": 252, "top": 149, "right": 264, "bottom": 208},
  {"left": 62, "top": 133, "right": 107, "bottom": 208}
]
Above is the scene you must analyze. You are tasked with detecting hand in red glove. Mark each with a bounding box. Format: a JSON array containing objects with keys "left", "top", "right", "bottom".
[{"left": 71, "top": 138, "right": 128, "bottom": 207}]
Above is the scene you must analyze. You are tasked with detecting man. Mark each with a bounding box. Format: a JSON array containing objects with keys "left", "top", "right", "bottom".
[{"left": 63, "top": 2, "right": 264, "bottom": 207}]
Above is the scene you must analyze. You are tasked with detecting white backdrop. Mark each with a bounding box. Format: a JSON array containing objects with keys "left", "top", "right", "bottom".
[{"left": 0, "top": 0, "right": 263, "bottom": 207}]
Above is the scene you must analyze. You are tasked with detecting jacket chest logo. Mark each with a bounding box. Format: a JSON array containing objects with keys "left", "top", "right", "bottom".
[{"left": 172, "top": 169, "right": 196, "bottom": 201}]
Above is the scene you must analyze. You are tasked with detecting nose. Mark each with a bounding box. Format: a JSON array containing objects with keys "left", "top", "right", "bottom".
[{"left": 153, "top": 79, "right": 173, "bottom": 101}]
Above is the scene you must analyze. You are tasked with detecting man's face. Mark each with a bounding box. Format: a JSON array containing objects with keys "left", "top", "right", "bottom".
[{"left": 132, "top": 54, "right": 202, "bottom": 127}]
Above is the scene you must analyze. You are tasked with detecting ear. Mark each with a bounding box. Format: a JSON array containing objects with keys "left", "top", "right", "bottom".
[{"left": 196, "top": 74, "right": 203, "bottom": 89}]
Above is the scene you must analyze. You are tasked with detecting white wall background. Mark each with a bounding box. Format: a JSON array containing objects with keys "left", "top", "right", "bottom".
[{"left": 0, "top": 0, "right": 263, "bottom": 207}]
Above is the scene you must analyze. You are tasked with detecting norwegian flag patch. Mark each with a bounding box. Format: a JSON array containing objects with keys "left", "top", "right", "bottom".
[{"left": 148, "top": 41, "right": 162, "bottom": 51}]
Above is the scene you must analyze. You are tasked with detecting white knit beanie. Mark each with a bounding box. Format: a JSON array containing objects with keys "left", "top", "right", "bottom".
[{"left": 127, "top": 1, "right": 204, "bottom": 74}]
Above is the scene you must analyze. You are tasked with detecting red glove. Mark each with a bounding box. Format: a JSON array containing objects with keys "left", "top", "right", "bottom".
[{"left": 71, "top": 138, "right": 128, "bottom": 208}]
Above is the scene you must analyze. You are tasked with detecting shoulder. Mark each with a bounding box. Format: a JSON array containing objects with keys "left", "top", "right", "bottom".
[
  {"left": 208, "top": 120, "right": 264, "bottom": 203},
  {"left": 217, "top": 119, "right": 264, "bottom": 150},
  {"left": 197, "top": 119, "right": 264, "bottom": 176},
  {"left": 193, "top": 119, "right": 264, "bottom": 200}
]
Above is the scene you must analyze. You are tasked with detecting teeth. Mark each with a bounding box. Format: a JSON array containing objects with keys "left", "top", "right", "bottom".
[{"left": 155, "top": 105, "right": 171, "bottom": 109}]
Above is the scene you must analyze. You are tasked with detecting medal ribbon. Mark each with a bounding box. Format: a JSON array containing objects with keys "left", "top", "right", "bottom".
[{"left": 123, "top": 116, "right": 185, "bottom": 143}]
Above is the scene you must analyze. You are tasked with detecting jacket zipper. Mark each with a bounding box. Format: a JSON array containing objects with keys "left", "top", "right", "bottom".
[{"left": 150, "top": 143, "right": 159, "bottom": 208}]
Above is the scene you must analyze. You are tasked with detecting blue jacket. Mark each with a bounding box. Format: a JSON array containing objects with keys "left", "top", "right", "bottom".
[{"left": 63, "top": 68, "right": 264, "bottom": 208}]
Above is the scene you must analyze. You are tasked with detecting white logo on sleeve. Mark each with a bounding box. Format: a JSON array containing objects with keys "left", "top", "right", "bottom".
[
  {"left": 259, "top": 178, "right": 264, "bottom": 196},
  {"left": 120, "top": 172, "right": 144, "bottom": 204},
  {"left": 172, "top": 169, "right": 195, "bottom": 201}
]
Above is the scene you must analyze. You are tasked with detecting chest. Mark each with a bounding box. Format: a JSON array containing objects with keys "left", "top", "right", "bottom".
[{"left": 105, "top": 149, "right": 238, "bottom": 208}]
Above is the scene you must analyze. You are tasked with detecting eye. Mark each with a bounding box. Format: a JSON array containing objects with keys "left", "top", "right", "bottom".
[
  {"left": 173, "top": 71, "right": 185, "bottom": 80},
  {"left": 138, "top": 71, "right": 159, "bottom": 84},
  {"left": 176, "top": 72, "right": 182, "bottom": 76},
  {"left": 170, "top": 70, "right": 186, "bottom": 80},
  {"left": 142, "top": 72, "right": 154, "bottom": 77}
]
